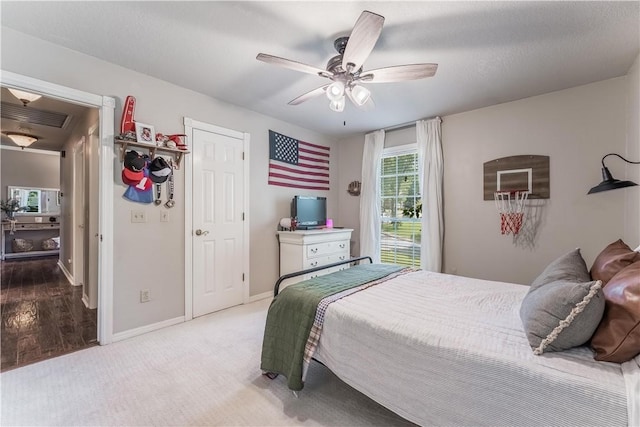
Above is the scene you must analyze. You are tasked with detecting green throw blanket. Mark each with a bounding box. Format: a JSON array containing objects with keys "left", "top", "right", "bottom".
[{"left": 260, "top": 263, "right": 405, "bottom": 390}]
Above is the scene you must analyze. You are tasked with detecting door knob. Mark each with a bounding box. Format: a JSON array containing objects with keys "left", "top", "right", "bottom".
[{"left": 195, "top": 229, "right": 209, "bottom": 236}]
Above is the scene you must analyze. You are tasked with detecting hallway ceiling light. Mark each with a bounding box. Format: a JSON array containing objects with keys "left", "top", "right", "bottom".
[
  {"left": 7, "top": 133, "right": 38, "bottom": 148},
  {"left": 8, "top": 88, "right": 42, "bottom": 106}
]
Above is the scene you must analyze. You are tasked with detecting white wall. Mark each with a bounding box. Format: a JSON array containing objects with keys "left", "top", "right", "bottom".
[
  {"left": 1, "top": 28, "right": 339, "bottom": 334},
  {"left": 624, "top": 53, "right": 640, "bottom": 246},
  {"left": 337, "top": 133, "right": 365, "bottom": 257},
  {"left": 443, "top": 77, "right": 628, "bottom": 284},
  {"left": 338, "top": 77, "right": 631, "bottom": 285},
  {"left": 0, "top": 148, "right": 60, "bottom": 204}
]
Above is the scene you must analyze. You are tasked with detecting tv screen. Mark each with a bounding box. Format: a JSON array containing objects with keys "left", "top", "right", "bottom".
[{"left": 291, "top": 196, "right": 326, "bottom": 229}]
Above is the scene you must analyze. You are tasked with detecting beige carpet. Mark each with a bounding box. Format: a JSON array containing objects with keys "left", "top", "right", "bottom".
[{"left": 1, "top": 298, "right": 414, "bottom": 426}]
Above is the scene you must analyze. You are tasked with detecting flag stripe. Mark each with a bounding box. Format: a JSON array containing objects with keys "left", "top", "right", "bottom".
[
  {"left": 270, "top": 160, "right": 329, "bottom": 175},
  {"left": 299, "top": 146, "right": 330, "bottom": 158},
  {"left": 299, "top": 140, "right": 330, "bottom": 152},
  {"left": 269, "top": 163, "right": 329, "bottom": 178},
  {"left": 268, "top": 130, "right": 330, "bottom": 190},
  {"left": 268, "top": 180, "right": 330, "bottom": 191},
  {"left": 299, "top": 154, "right": 329, "bottom": 164},
  {"left": 269, "top": 172, "right": 329, "bottom": 184},
  {"left": 298, "top": 160, "right": 330, "bottom": 170}
]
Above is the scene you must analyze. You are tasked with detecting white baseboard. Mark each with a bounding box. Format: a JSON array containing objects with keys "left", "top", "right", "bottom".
[
  {"left": 111, "top": 293, "right": 269, "bottom": 344},
  {"left": 111, "top": 316, "right": 185, "bottom": 343},
  {"left": 82, "top": 293, "right": 90, "bottom": 309},
  {"left": 57, "top": 260, "right": 76, "bottom": 286},
  {"left": 246, "top": 291, "right": 272, "bottom": 303}
]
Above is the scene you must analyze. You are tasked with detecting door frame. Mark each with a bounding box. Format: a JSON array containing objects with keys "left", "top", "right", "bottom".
[
  {"left": 1, "top": 70, "right": 116, "bottom": 344},
  {"left": 72, "top": 136, "right": 86, "bottom": 292},
  {"left": 183, "top": 117, "right": 250, "bottom": 321}
]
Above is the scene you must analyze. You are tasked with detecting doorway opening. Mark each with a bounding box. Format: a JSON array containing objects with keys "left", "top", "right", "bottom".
[{"left": 0, "top": 70, "right": 115, "bottom": 370}]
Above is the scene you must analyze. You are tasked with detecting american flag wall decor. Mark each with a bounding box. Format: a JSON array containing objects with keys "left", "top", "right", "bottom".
[{"left": 268, "top": 130, "right": 330, "bottom": 190}]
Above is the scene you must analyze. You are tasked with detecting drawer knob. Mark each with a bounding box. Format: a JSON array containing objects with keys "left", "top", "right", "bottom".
[
  {"left": 339, "top": 243, "right": 345, "bottom": 248},
  {"left": 311, "top": 261, "right": 318, "bottom": 267},
  {"left": 310, "top": 248, "right": 318, "bottom": 253}
]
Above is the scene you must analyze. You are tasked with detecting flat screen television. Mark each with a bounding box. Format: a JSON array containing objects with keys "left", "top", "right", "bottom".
[{"left": 291, "top": 196, "right": 326, "bottom": 229}]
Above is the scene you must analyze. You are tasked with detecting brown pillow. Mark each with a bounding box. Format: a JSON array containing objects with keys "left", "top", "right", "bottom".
[
  {"left": 591, "top": 261, "right": 640, "bottom": 363},
  {"left": 590, "top": 239, "right": 640, "bottom": 285}
]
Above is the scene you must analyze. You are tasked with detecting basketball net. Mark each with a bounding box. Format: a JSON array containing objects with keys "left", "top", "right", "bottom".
[{"left": 494, "top": 190, "right": 529, "bottom": 235}]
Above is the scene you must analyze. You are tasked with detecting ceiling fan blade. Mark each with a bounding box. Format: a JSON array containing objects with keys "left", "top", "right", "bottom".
[
  {"left": 341, "top": 11, "right": 385, "bottom": 73},
  {"left": 360, "top": 63, "right": 438, "bottom": 83},
  {"left": 256, "top": 53, "right": 332, "bottom": 78},
  {"left": 288, "top": 85, "right": 329, "bottom": 105},
  {"left": 346, "top": 87, "right": 375, "bottom": 111}
]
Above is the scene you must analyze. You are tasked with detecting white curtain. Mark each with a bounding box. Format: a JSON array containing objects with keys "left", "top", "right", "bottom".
[
  {"left": 359, "top": 130, "right": 385, "bottom": 263},
  {"left": 416, "top": 118, "right": 444, "bottom": 272}
]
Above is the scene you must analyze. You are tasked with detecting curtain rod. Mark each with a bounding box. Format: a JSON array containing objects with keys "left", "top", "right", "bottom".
[{"left": 384, "top": 116, "right": 442, "bottom": 132}]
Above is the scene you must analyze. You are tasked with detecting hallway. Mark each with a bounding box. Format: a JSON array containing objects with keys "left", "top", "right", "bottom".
[{"left": 1, "top": 256, "right": 97, "bottom": 371}]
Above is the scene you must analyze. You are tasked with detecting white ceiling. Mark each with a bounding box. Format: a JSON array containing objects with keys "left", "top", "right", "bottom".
[{"left": 1, "top": 1, "right": 639, "bottom": 139}]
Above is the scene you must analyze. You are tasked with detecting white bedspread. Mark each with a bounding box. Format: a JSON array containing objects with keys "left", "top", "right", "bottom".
[{"left": 314, "top": 270, "right": 637, "bottom": 426}]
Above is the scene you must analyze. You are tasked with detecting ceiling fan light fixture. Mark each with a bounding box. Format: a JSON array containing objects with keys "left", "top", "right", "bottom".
[
  {"left": 8, "top": 88, "right": 42, "bottom": 106},
  {"left": 326, "top": 81, "right": 345, "bottom": 102},
  {"left": 7, "top": 133, "right": 38, "bottom": 148},
  {"left": 257, "top": 11, "right": 437, "bottom": 112},
  {"left": 350, "top": 85, "right": 371, "bottom": 106},
  {"left": 329, "top": 96, "right": 345, "bottom": 112}
]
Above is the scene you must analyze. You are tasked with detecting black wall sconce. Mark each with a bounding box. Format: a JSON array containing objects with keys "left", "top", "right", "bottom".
[{"left": 588, "top": 153, "right": 640, "bottom": 194}]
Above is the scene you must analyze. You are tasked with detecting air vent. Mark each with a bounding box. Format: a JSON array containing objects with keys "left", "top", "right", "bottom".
[{"left": 1, "top": 102, "right": 71, "bottom": 129}]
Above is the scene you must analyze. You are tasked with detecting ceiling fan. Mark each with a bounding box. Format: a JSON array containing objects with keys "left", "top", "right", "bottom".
[{"left": 256, "top": 10, "right": 437, "bottom": 112}]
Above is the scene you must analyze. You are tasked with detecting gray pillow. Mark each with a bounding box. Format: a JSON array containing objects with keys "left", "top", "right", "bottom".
[
  {"left": 530, "top": 248, "right": 591, "bottom": 290},
  {"left": 520, "top": 248, "right": 604, "bottom": 354}
]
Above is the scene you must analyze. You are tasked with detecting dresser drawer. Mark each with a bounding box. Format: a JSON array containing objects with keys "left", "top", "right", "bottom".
[
  {"left": 306, "top": 240, "right": 349, "bottom": 259},
  {"left": 303, "top": 252, "right": 349, "bottom": 269},
  {"left": 302, "top": 263, "right": 350, "bottom": 281}
]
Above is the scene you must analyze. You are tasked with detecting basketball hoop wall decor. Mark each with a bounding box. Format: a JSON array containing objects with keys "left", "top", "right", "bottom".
[
  {"left": 483, "top": 155, "right": 549, "bottom": 237},
  {"left": 495, "top": 190, "right": 529, "bottom": 235},
  {"left": 483, "top": 155, "right": 549, "bottom": 200}
]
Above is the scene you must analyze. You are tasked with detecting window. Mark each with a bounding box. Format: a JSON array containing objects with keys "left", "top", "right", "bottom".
[{"left": 380, "top": 147, "right": 421, "bottom": 267}]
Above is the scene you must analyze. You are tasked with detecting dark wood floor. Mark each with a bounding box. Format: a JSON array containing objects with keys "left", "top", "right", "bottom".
[{"left": 1, "top": 256, "right": 97, "bottom": 372}]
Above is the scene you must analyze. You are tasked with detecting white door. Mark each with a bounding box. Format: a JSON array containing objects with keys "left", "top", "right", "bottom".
[
  {"left": 192, "top": 128, "right": 245, "bottom": 317},
  {"left": 73, "top": 140, "right": 85, "bottom": 290}
]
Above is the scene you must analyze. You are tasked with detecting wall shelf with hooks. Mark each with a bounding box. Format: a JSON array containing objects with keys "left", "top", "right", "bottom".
[{"left": 115, "top": 139, "right": 189, "bottom": 169}]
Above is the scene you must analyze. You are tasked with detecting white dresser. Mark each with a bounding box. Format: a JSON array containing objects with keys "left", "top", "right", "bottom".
[{"left": 277, "top": 228, "right": 353, "bottom": 288}]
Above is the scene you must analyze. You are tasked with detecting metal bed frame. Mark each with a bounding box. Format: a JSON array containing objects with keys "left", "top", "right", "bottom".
[{"left": 273, "top": 256, "right": 373, "bottom": 296}]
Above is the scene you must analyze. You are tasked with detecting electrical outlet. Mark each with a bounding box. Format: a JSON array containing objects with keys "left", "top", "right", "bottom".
[
  {"left": 131, "top": 210, "right": 146, "bottom": 223},
  {"left": 140, "top": 289, "right": 151, "bottom": 303},
  {"left": 160, "top": 210, "right": 169, "bottom": 222}
]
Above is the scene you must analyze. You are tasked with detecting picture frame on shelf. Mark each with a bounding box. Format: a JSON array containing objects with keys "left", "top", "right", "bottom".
[{"left": 135, "top": 122, "right": 155, "bottom": 145}]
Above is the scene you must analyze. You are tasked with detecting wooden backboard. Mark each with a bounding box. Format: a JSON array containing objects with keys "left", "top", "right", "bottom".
[{"left": 483, "top": 155, "right": 549, "bottom": 200}]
